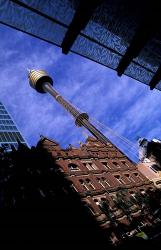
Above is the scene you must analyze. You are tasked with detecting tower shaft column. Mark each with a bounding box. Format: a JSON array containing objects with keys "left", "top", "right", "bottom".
[
  {"left": 81, "top": 119, "right": 109, "bottom": 145},
  {"left": 43, "top": 82, "right": 80, "bottom": 119},
  {"left": 43, "top": 82, "right": 109, "bottom": 145}
]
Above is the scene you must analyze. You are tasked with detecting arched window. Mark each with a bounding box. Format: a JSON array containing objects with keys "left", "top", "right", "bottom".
[
  {"left": 97, "top": 177, "right": 105, "bottom": 188},
  {"left": 121, "top": 161, "right": 129, "bottom": 167},
  {"left": 79, "top": 179, "right": 84, "bottom": 184},
  {"left": 86, "top": 178, "right": 95, "bottom": 190},
  {"left": 101, "top": 161, "right": 111, "bottom": 170},
  {"left": 102, "top": 177, "right": 110, "bottom": 186},
  {"left": 156, "top": 180, "right": 161, "bottom": 185},
  {"left": 79, "top": 179, "right": 95, "bottom": 191},
  {"left": 97, "top": 176, "right": 110, "bottom": 187},
  {"left": 110, "top": 194, "right": 116, "bottom": 200},
  {"left": 79, "top": 179, "right": 89, "bottom": 191},
  {"left": 82, "top": 161, "right": 98, "bottom": 170},
  {"left": 125, "top": 173, "right": 131, "bottom": 181},
  {"left": 140, "top": 189, "right": 146, "bottom": 195},
  {"left": 129, "top": 191, "right": 136, "bottom": 199},
  {"left": 114, "top": 175, "right": 125, "bottom": 184},
  {"left": 133, "top": 172, "right": 144, "bottom": 181},
  {"left": 113, "top": 161, "right": 120, "bottom": 167},
  {"left": 68, "top": 163, "right": 79, "bottom": 171},
  {"left": 125, "top": 174, "right": 130, "bottom": 178},
  {"left": 100, "top": 197, "right": 106, "bottom": 202}
]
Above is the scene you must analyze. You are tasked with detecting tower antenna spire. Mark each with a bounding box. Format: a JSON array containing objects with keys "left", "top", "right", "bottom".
[{"left": 28, "top": 69, "right": 109, "bottom": 145}]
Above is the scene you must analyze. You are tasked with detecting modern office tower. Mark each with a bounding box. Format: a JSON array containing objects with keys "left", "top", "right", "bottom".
[{"left": 0, "top": 101, "right": 26, "bottom": 149}]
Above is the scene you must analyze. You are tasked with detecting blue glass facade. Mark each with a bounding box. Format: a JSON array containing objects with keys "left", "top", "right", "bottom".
[{"left": 0, "top": 101, "right": 26, "bottom": 149}]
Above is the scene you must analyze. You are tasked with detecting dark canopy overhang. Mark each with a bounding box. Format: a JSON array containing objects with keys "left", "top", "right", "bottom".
[{"left": 1, "top": 0, "right": 161, "bottom": 90}]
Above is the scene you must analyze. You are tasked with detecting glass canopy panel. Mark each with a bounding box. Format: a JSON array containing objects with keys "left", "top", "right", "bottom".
[
  {"left": 0, "top": 0, "right": 161, "bottom": 90},
  {"left": 0, "top": 0, "right": 67, "bottom": 46},
  {"left": 71, "top": 35, "right": 121, "bottom": 69},
  {"left": 14, "top": 0, "right": 79, "bottom": 26}
]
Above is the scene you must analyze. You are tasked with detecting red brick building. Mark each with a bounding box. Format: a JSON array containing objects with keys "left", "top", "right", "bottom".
[{"left": 38, "top": 135, "right": 154, "bottom": 231}]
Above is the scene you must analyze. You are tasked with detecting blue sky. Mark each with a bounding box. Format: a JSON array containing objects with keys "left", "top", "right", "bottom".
[{"left": 0, "top": 24, "right": 161, "bottom": 162}]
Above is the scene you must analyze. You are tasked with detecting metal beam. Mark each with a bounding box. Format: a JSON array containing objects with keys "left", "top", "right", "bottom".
[
  {"left": 116, "top": 2, "right": 161, "bottom": 77},
  {"left": 61, "top": 0, "right": 103, "bottom": 54},
  {"left": 149, "top": 65, "right": 161, "bottom": 90}
]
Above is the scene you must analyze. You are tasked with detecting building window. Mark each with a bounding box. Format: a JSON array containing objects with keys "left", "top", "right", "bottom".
[
  {"left": 68, "top": 163, "right": 79, "bottom": 171},
  {"left": 121, "top": 161, "right": 129, "bottom": 167},
  {"left": 79, "top": 179, "right": 95, "bottom": 191},
  {"left": 110, "top": 194, "right": 116, "bottom": 200},
  {"left": 129, "top": 191, "right": 137, "bottom": 200},
  {"left": 79, "top": 179, "right": 83, "bottom": 184},
  {"left": 82, "top": 161, "right": 98, "bottom": 170},
  {"left": 83, "top": 201, "right": 95, "bottom": 215},
  {"left": 140, "top": 189, "right": 146, "bottom": 195},
  {"left": 124, "top": 173, "right": 131, "bottom": 182},
  {"left": 97, "top": 177, "right": 105, "bottom": 188},
  {"left": 101, "top": 161, "right": 111, "bottom": 170},
  {"left": 92, "top": 152, "right": 99, "bottom": 157},
  {"left": 113, "top": 161, "right": 120, "bottom": 167},
  {"left": 79, "top": 179, "right": 89, "bottom": 191},
  {"left": 102, "top": 177, "right": 110, "bottom": 187},
  {"left": 97, "top": 177, "right": 110, "bottom": 187},
  {"left": 133, "top": 172, "right": 144, "bottom": 181},
  {"left": 71, "top": 184, "right": 78, "bottom": 193},
  {"left": 130, "top": 174, "right": 137, "bottom": 182},
  {"left": 93, "top": 197, "right": 109, "bottom": 207},
  {"left": 0, "top": 132, "right": 7, "bottom": 142},
  {"left": 129, "top": 191, "right": 135, "bottom": 196},
  {"left": 97, "top": 177, "right": 106, "bottom": 188},
  {"left": 4, "top": 132, "right": 11, "bottom": 142},
  {"left": 16, "top": 132, "right": 24, "bottom": 142},
  {"left": 114, "top": 175, "right": 126, "bottom": 184},
  {"left": 86, "top": 179, "right": 95, "bottom": 190},
  {"left": 150, "top": 164, "right": 161, "bottom": 173},
  {"left": 125, "top": 174, "right": 130, "bottom": 178},
  {"left": 94, "top": 198, "right": 100, "bottom": 206},
  {"left": 156, "top": 180, "right": 161, "bottom": 185}
]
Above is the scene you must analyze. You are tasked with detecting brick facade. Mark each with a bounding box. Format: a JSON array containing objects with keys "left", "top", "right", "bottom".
[{"left": 38, "top": 136, "right": 154, "bottom": 229}]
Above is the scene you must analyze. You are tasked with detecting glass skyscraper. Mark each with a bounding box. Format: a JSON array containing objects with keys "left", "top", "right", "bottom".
[{"left": 0, "top": 101, "right": 26, "bottom": 150}]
